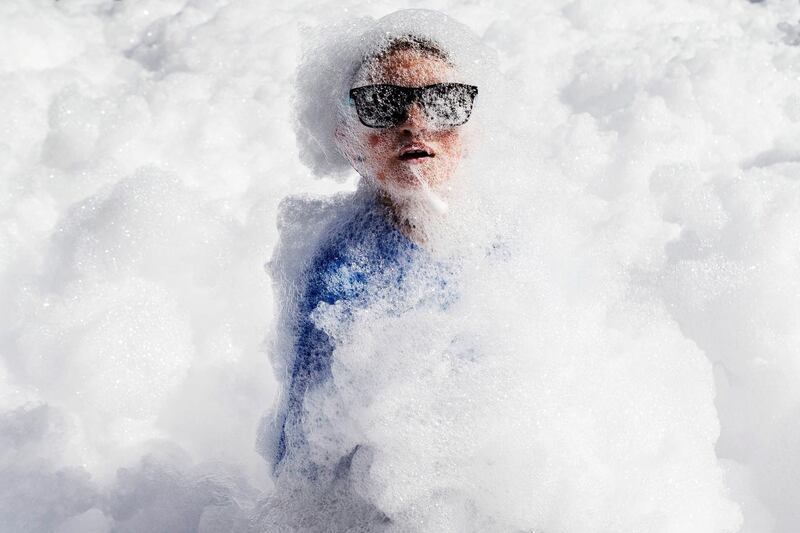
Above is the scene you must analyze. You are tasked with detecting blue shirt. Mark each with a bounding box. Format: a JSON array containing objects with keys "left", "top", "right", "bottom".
[{"left": 273, "top": 196, "right": 456, "bottom": 474}]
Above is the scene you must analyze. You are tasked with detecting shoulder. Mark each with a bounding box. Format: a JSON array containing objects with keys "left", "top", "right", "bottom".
[
  {"left": 268, "top": 189, "right": 378, "bottom": 289},
  {"left": 269, "top": 189, "right": 382, "bottom": 304},
  {"left": 267, "top": 193, "right": 350, "bottom": 284}
]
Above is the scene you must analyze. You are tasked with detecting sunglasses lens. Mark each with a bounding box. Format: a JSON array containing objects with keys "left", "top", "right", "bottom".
[
  {"left": 350, "top": 84, "right": 478, "bottom": 129},
  {"left": 421, "top": 84, "right": 477, "bottom": 128},
  {"left": 350, "top": 85, "right": 408, "bottom": 128}
]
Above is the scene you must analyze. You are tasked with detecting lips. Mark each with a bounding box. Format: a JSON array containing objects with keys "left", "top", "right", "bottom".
[{"left": 398, "top": 143, "right": 435, "bottom": 161}]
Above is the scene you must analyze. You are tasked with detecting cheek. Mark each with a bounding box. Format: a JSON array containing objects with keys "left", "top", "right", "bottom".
[
  {"left": 347, "top": 131, "right": 389, "bottom": 160},
  {"left": 345, "top": 131, "right": 397, "bottom": 181},
  {"left": 437, "top": 132, "right": 464, "bottom": 160},
  {"left": 365, "top": 134, "right": 397, "bottom": 164}
]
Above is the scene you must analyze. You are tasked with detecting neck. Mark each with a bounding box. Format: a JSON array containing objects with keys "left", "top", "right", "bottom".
[{"left": 377, "top": 191, "right": 426, "bottom": 244}]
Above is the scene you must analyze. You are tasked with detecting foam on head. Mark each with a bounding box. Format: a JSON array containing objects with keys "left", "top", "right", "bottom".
[
  {"left": 293, "top": 9, "right": 496, "bottom": 180},
  {"left": 350, "top": 33, "right": 455, "bottom": 88}
]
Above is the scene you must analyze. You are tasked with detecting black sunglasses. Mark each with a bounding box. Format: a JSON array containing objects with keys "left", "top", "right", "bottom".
[{"left": 348, "top": 83, "right": 478, "bottom": 129}]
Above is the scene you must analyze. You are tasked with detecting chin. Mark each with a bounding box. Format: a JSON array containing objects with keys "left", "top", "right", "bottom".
[
  {"left": 375, "top": 180, "right": 415, "bottom": 199},
  {"left": 396, "top": 167, "right": 447, "bottom": 187}
]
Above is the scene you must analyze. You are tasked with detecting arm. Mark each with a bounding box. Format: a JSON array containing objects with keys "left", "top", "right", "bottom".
[{"left": 272, "top": 255, "right": 339, "bottom": 472}]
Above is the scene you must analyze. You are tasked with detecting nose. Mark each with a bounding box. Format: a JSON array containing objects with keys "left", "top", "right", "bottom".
[{"left": 399, "top": 102, "right": 427, "bottom": 132}]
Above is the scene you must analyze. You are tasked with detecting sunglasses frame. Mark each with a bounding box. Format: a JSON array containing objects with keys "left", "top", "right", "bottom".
[{"left": 348, "top": 83, "right": 479, "bottom": 129}]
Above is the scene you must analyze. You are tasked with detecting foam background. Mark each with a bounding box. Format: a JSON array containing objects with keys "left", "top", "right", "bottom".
[{"left": 1, "top": 0, "right": 799, "bottom": 532}]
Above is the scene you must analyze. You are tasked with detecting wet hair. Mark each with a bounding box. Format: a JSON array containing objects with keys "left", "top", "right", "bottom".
[
  {"left": 366, "top": 34, "right": 451, "bottom": 64},
  {"left": 351, "top": 34, "right": 453, "bottom": 87}
]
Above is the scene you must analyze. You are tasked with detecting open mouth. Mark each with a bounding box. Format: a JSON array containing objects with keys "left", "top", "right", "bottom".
[{"left": 398, "top": 145, "right": 435, "bottom": 161}]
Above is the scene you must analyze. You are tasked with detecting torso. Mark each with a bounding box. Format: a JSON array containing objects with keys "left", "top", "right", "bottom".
[{"left": 273, "top": 192, "right": 457, "bottom": 476}]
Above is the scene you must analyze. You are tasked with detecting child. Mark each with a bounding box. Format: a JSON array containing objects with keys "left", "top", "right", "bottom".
[{"left": 266, "top": 13, "right": 480, "bottom": 484}]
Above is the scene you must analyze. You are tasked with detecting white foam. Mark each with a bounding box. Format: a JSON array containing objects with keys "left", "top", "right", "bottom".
[
  {"left": 411, "top": 166, "right": 449, "bottom": 214},
  {"left": 2, "top": 1, "right": 800, "bottom": 531}
]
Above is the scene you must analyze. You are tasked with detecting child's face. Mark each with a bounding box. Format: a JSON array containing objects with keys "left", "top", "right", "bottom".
[{"left": 339, "top": 49, "right": 466, "bottom": 195}]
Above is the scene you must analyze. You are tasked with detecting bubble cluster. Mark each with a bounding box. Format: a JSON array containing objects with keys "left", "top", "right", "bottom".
[{"left": 1, "top": 0, "right": 800, "bottom": 532}]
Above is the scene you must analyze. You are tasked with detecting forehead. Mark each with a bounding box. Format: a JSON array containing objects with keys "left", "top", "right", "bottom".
[{"left": 357, "top": 49, "right": 457, "bottom": 87}]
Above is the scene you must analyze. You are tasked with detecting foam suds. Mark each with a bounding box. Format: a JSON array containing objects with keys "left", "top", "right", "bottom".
[
  {"left": 411, "top": 166, "right": 449, "bottom": 214},
  {"left": 2, "top": 1, "right": 800, "bottom": 532}
]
